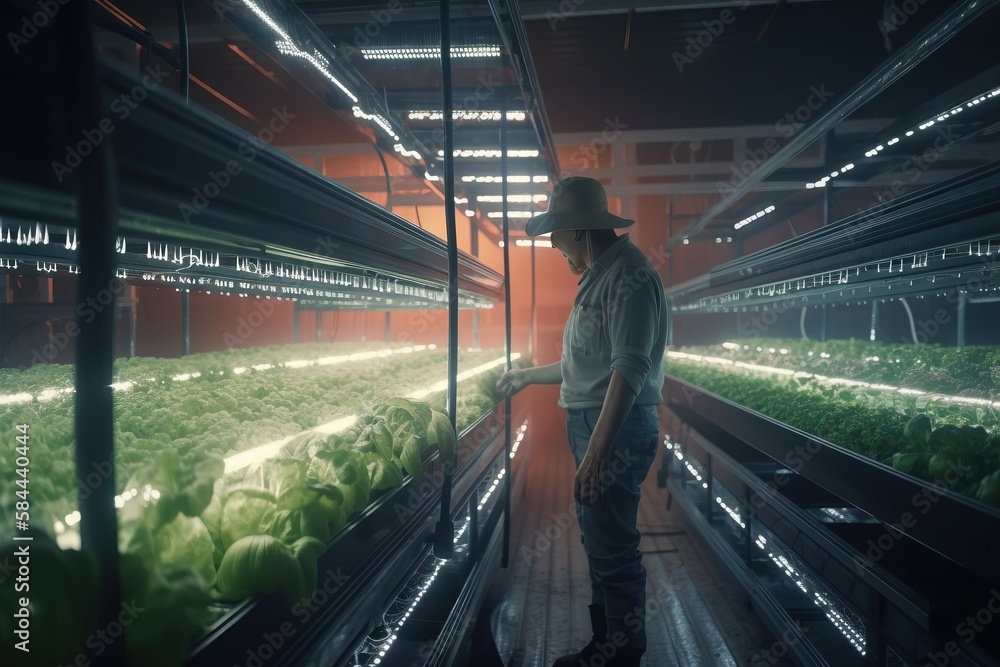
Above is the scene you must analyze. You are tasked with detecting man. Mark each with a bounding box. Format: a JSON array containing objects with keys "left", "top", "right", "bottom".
[{"left": 497, "top": 176, "right": 668, "bottom": 667}]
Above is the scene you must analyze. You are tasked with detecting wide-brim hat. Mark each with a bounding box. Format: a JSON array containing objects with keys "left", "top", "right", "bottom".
[{"left": 525, "top": 176, "right": 634, "bottom": 237}]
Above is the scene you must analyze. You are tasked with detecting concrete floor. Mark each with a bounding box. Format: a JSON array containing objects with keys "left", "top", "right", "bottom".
[{"left": 479, "top": 432, "right": 796, "bottom": 667}]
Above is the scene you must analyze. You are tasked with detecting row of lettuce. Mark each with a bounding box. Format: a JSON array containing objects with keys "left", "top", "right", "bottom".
[
  {"left": 0, "top": 340, "right": 413, "bottom": 397},
  {"left": 677, "top": 338, "right": 1000, "bottom": 400},
  {"left": 664, "top": 341, "right": 1000, "bottom": 507},
  {"left": 1, "top": 345, "right": 500, "bottom": 521},
  {"left": 0, "top": 346, "right": 507, "bottom": 667}
]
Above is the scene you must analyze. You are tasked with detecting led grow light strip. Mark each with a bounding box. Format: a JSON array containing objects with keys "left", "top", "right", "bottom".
[
  {"left": 669, "top": 440, "right": 875, "bottom": 658},
  {"left": 477, "top": 194, "right": 548, "bottom": 203},
  {"left": 715, "top": 496, "right": 745, "bottom": 529},
  {"left": 509, "top": 420, "right": 528, "bottom": 458},
  {"left": 734, "top": 205, "right": 776, "bottom": 230},
  {"left": 806, "top": 84, "right": 1000, "bottom": 190},
  {"left": 407, "top": 353, "right": 520, "bottom": 399},
  {"left": 476, "top": 467, "right": 505, "bottom": 510},
  {"left": 240, "top": 0, "right": 357, "bottom": 104},
  {"left": 665, "top": 350, "right": 1000, "bottom": 410},
  {"left": 223, "top": 353, "right": 516, "bottom": 472},
  {"left": 358, "top": 507, "right": 475, "bottom": 666},
  {"left": 352, "top": 106, "right": 399, "bottom": 141},
  {"left": 360, "top": 46, "right": 501, "bottom": 60},
  {"left": 488, "top": 211, "right": 540, "bottom": 219},
  {"left": 439, "top": 149, "right": 539, "bottom": 158},
  {"left": 408, "top": 110, "right": 527, "bottom": 122},
  {"left": 461, "top": 174, "right": 548, "bottom": 183},
  {"left": 0, "top": 346, "right": 434, "bottom": 406}
]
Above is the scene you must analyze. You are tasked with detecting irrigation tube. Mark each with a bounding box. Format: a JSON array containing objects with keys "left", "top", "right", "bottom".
[{"left": 434, "top": 0, "right": 457, "bottom": 559}]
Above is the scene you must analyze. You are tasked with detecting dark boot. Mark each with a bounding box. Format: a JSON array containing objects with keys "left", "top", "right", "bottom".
[
  {"left": 552, "top": 604, "right": 607, "bottom": 667},
  {"left": 604, "top": 647, "right": 645, "bottom": 666}
]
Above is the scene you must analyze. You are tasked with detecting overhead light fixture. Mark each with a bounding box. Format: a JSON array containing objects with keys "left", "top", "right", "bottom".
[
  {"left": 476, "top": 194, "right": 548, "bottom": 203},
  {"left": 734, "top": 205, "right": 776, "bottom": 230},
  {"left": 352, "top": 106, "right": 398, "bottom": 141},
  {"left": 460, "top": 175, "right": 548, "bottom": 183},
  {"left": 437, "top": 149, "right": 539, "bottom": 158},
  {"left": 487, "top": 211, "right": 536, "bottom": 218},
  {"left": 408, "top": 110, "right": 527, "bottom": 122},
  {"left": 811, "top": 84, "right": 1000, "bottom": 190},
  {"left": 514, "top": 239, "right": 551, "bottom": 247},
  {"left": 360, "top": 46, "right": 501, "bottom": 60}
]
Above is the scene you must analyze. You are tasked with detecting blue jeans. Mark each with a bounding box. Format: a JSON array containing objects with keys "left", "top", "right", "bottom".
[{"left": 566, "top": 405, "right": 660, "bottom": 650}]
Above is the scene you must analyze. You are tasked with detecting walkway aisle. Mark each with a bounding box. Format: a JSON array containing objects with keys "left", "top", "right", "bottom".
[{"left": 487, "top": 431, "right": 795, "bottom": 667}]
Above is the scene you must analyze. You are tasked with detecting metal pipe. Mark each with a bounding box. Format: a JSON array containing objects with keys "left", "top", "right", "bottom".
[
  {"left": 316, "top": 309, "right": 322, "bottom": 342},
  {"left": 434, "top": 0, "right": 457, "bottom": 559},
  {"left": 175, "top": 0, "right": 190, "bottom": 102},
  {"left": 292, "top": 300, "right": 300, "bottom": 342},
  {"left": 667, "top": 0, "right": 998, "bottom": 249},
  {"left": 957, "top": 292, "right": 967, "bottom": 347},
  {"left": 59, "top": 3, "right": 124, "bottom": 663},
  {"left": 181, "top": 290, "right": 190, "bottom": 355},
  {"left": 501, "top": 95, "right": 512, "bottom": 568},
  {"left": 384, "top": 311, "right": 391, "bottom": 343}
]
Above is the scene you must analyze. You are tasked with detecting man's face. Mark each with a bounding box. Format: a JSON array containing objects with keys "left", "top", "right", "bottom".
[{"left": 550, "top": 230, "right": 589, "bottom": 275}]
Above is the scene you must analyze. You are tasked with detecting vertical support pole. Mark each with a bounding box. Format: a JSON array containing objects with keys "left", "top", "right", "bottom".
[
  {"left": 501, "top": 95, "right": 512, "bottom": 567},
  {"left": 316, "top": 309, "right": 323, "bottom": 342},
  {"left": 181, "top": 290, "right": 190, "bottom": 356},
  {"left": 385, "top": 311, "right": 391, "bottom": 343},
  {"left": 743, "top": 484, "right": 753, "bottom": 569},
  {"left": 59, "top": 1, "right": 124, "bottom": 661},
  {"left": 469, "top": 488, "right": 479, "bottom": 565},
  {"left": 434, "top": 0, "right": 457, "bottom": 559},
  {"left": 471, "top": 218, "right": 480, "bottom": 349},
  {"left": 292, "top": 301, "right": 300, "bottom": 343},
  {"left": 820, "top": 305, "right": 828, "bottom": 342},
  {"left": 870, "top": 300, "right": 879, "bottom": 342},
  {"left": 705, "top": 453, "right": 713, "bottom": 522},
  {"left": 128, "top": 286, "right": 136, "bottom": 358},
  {"left": 175, "top": 0, "right": 190, "bottom": 103},
  {"left": 957, "top": 291, "right": 967, "bottom": 347},
  {"left": 529, "top": 243, "right": 536, "bottom": 362}
]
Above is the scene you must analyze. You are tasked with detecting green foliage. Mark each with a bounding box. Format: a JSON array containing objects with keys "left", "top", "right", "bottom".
[{"left": 667, "top": 341, "right": 1000, "bottom": 507}]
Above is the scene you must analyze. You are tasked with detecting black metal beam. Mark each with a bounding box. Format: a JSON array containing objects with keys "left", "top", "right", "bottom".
[{"left": 668, "top": 0, "right": 1000, "bottom": 249}]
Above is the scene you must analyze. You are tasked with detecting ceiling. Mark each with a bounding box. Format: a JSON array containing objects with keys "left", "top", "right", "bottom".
[{"left": 89, "top": 0, "right": 1000, "bottom": 241}]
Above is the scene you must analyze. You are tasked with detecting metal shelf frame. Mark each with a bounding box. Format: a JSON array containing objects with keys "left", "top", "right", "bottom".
[{"left": 660, "top": 378, "right": 1000, "bottom": 667}]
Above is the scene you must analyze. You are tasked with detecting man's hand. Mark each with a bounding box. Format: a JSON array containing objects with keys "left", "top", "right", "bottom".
[
  {"left": 575, "top": 449, "right": 610, "bottom": 505},
  {"left": 496, "top": 369, "right": 527, "bottom": 398}
]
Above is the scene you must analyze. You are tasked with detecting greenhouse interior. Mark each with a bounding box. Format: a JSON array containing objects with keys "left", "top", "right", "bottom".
[{"left": 1, "top": 0, "right": 999, "bottom": 666}]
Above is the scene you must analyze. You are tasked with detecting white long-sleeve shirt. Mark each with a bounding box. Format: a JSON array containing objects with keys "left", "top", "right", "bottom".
[{"left": 559, "top": 234, "right": 668, "bottom": 410}]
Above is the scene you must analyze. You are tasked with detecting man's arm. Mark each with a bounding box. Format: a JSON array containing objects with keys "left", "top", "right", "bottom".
[
  {"left": 575, "top": 369, "right": 637, "bottom": 504},
  {"left": 588, "top": 369, "right": 638, "bottom": 458},
  {"left": 496, "top": 362, "right": 562, "bottom": 397}
]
